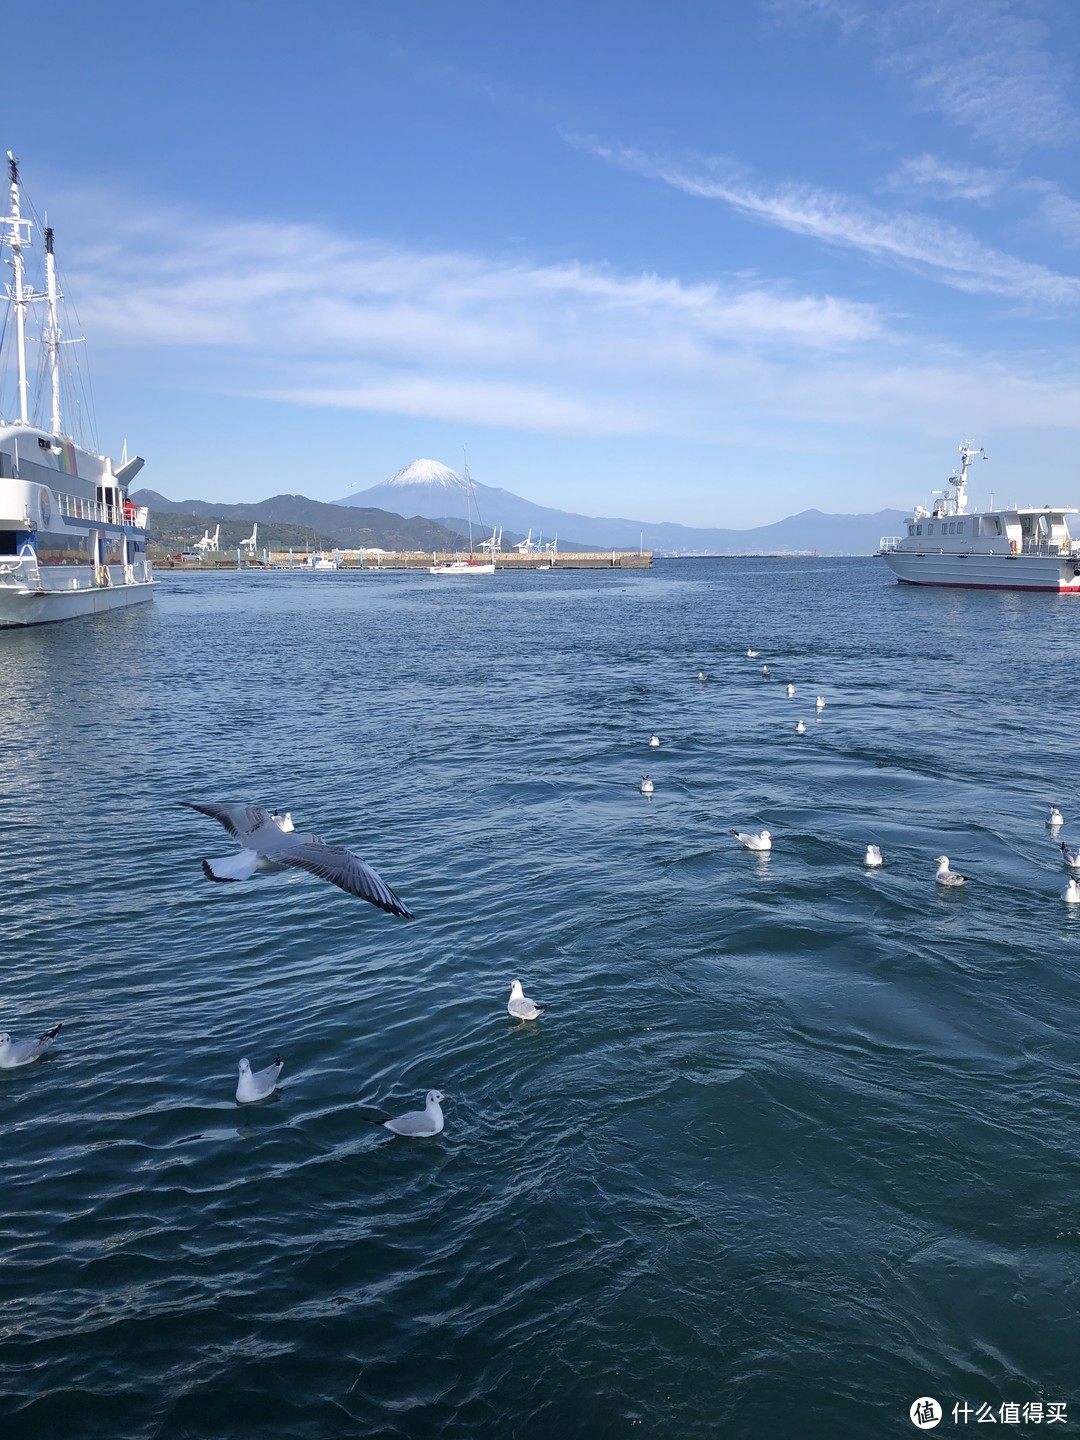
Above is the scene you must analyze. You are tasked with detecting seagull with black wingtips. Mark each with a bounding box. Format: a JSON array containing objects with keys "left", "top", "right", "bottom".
[{"left": 180, "top": 802, "right": 414, "bottom": 917}]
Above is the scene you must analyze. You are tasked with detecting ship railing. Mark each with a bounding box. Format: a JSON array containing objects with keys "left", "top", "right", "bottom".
[
  {"left": 55, "top": 493, "right": 150, "bottom": 528},
  {"left": 877, "top": 536, "right": 903, "bottom": 553},
  {"left": 1020, "top": 539, "right": 1072, "bottom": 557}
]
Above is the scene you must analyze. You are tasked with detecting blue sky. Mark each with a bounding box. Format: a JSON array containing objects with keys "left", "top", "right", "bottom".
[{"left": 4, "top": 0, "right": 1079, "bottom": 525}]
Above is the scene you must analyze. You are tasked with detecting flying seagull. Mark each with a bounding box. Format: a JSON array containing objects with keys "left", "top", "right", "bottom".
[
  {"left": 180, "top": 802, "right": 414, "bottom": 917},
  {"left": 236, "top": 1054, "right": 284, "bottom": 1103},
  {"left": 0, "top": 1022, "right": 62, "bottom": 1069},
  {"left": 366, "top": 1089, "right": 448, "bottom": 1137},
  {"left": 508, "top": 979, "right": 545, "bottom": 1021}
]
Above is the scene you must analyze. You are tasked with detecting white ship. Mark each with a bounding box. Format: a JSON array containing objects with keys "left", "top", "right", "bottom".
[
  {"left": 0, "top": 153, "right": 153, "bottom": 626},
  {"left": 881, "top": 442, "right": 1080, "bottom": 594}
]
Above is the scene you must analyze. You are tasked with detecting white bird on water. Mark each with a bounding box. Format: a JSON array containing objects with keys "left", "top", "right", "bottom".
[
  {"left": 0, "top": 1022, "right": 62, "bottom": 1069},
  {"left": 508, "top": 979, "right": 545, "bottom": 1021},
  {"left": 1059, "top": 841, "right": 1080, "bottom": 869},
  {"left": 649, "top": 733, "right": 661, "bottom": 748},
  {"left": 697, "top": 671, "right": 708, "bottom": 683},
  {"left": 1046, "top": 804, "right": 1065, "bottom": 828},
  {"left": 180, "top": 802, "right": 414, "bottom": 917},
  {"left": 786, "top": 684, "right": 795, "bottom": 697},
  {"left": 865, "top": 845, "right": 883, "bottom": 868},
  {"left": 762, "top": 664, "right": 771, "bottom": 678},
  {"left": 746, "top": 649, "right": 760, "bottom": 658},
  {"left": 733, "top": 829, "right": 772, "bottom": 851},
  {"left": 815, "top": 696, "right": 826, "bottom": 712},
  {"left": 795, "top": 720, "right": 806, "bottom": 734},
  {"left": 368, "top": 1090, "right": 448, "bottom": 1138},
  {"left": 1064, "top": 878, "right": 1080, "bottom": 905},
  {"left": 640, "top": 776, "right": 654, "bottom": 795},
  {"left": 236, "top": 1055, "right": 284, "bottom": 1103},
  {"left": 934, "top": 856, "right": 972, "bottom": 887}
]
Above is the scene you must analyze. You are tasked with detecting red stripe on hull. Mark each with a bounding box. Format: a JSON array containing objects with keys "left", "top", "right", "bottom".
[{"left": 895, "top": 578, "right": 1080, "bottom": 593}]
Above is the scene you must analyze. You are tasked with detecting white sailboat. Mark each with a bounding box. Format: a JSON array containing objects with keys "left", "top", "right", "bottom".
[
  {"left": 429, "top": 448, "right": 496, "bottom": 576},
  {"left": 0, "top": 152, "right": 154, "bottom": 625}
]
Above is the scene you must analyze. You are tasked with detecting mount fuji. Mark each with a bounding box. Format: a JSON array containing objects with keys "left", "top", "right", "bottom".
[{"left": 335, "top": 461, "right": 904, "bottom": 555}]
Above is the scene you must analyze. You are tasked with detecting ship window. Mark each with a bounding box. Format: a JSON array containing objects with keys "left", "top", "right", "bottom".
[
  {"left": 957, "top": 522, "right": 965, "bottom": 534},
  {"left": 927, "top": 523, "right": 934, "bottom": 536},
  {"left": 908, "top": 524, "right": 915, "bottom": 537},
  {"left": 948, "top": 522, "right": 955, "bottom": 534},
  {"left": 916, "top": 524, "right": 922, "bottom": 535},
  {"left": 0, "top": 530, "right": 19, "bottom": 555}
]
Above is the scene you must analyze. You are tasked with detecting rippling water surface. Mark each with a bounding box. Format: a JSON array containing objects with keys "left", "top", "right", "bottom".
[{"left": 2, "top": 558, "right": 1078, "bottom": 1438}]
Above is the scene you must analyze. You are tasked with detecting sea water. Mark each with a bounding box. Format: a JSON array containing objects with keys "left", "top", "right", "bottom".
[{"left": 1, "top": 558, "right": 1077, "bottom": 1438}]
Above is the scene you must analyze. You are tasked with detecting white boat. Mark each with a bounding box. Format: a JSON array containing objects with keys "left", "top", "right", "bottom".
[
  {"left": 429, "top": 447, "right": 496, "bottom": 576},
  {"left": 881, "top": 442, "right": 1080, "bottom": 594},
  {"left": 0, "top": 153, "right": 153, "bottom": 626}
]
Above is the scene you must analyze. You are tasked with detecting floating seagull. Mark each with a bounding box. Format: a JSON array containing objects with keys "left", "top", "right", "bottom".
[
  {"left": 236, "top": 1054, "right": 284, "bottom": 1103},
  {"left": 1064, "top": 878, "right": 1080, "bottom": 905},
  {"left": 732, "top": 829, "right": 772, "bottom": 851},
  {"left": 697, "top": 671, "right": 708, "bottom": 683},
  {"left": 640, "top": 776, "right": 654, "bottom": 795},
  {"left": 367, "top": 1090, "right": 448, "bottom": 1138},
  {"left": 933, "top": 855, "right": 971, "bottom": 887},
  {"left": 795, "top": 720, "right": 806, "bottom": 734},
  {"left": 508, "top": 979, "right": 545, "bottom": 1021},
  {"left": 180, "top": 802, "right": 414, "bottom": 917},
  {"left": 815, "top": 696, "right": 826, "bottom": 711},
  {"left": 786, "top": 683, "right": 795, "bottom": 697},
  {"left": 271, "top": 809, "right": 294, "bottom": 833},
  {"left": 0, "top": 1022, "right": 62, "bottom": 1070},
  {"left": 1059, "top": 841, "right": 1080, "bottom": 869},
  {"left": 865, "top": 844, "right": 883, "bottom": 868},
  {"left": 746, "top": 649, "right": 760, "bottom": 658},
  {"left": 649, "top": 733, "right": 661, "bottom": 748},
  {"left": 1046, "top": 804, "right": 1065, "bottom": 828},
  {"left": 762, "top": 665, "right": 771, "bottom": 679}
]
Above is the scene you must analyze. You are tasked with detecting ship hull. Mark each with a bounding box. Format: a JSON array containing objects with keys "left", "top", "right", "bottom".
[
  {"left": 884, "top": 551, "right": 1080, "bottom": 593},
  {"left": 0, "top": 577, "right": 156, "bottom": 627}
]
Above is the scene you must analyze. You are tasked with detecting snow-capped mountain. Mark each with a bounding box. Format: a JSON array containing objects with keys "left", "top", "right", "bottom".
[
  {"left": 335, "top": 463, "right": 904, "bottom": 553},
  {"left": 382, "top": 458, "right": 466, "bottom": 490}
]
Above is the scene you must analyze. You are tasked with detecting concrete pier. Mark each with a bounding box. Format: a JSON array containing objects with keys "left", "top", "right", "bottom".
[{"left": 156, "top": 550, "right": 653, "bottom": 571}]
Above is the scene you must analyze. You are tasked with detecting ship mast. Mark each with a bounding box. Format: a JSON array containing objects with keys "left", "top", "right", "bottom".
[
  {"left": 950, "top": 441, "right": 987, "bottom": 515},
  {"left": 3, "top": 151, "right": 33, "bottom": 426},
  {"left": 44, "top": 223, "right": 62, "bottom": 435}
]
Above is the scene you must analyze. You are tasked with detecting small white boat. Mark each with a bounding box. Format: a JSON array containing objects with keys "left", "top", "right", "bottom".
[
  {"left": 429, "top": 447, "right": 496, "bottom": 577},
  {"left": 882, "top": 441, "right": 1080, "bottom": 593}
]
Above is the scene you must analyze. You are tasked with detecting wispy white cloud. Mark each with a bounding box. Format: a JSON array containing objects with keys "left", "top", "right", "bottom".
[
  {"left": 881, "top": 154, "right": 1007, "bottom": 204},
  {"left": 31, "top": 187, "right": 1080, "bottom": 447},
  {"left": 571, "top": 135, "right": 1080, "bottom": 304},
  {"left": 771, "top": 0, "right": 1079, "bottom": 152}
]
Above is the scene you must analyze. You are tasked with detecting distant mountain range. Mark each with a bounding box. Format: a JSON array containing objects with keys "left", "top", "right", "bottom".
[
  {"left": 132, "top": 490, "right": 471, "bottom": 553},
  {"left": 338, "top": 462, "right": 906, "bottom": 554},
  {"left": 134, "top": 467, "right": 908, "bottom": 557}
]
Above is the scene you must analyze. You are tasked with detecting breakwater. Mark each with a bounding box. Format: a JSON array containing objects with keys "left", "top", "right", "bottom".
[{"left": 156, "top": 549, "right": 653, "bottom": 571}]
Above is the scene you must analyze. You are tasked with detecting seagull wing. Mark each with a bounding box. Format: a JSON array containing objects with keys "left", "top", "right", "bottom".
[
  {"left": 275, "top": 841, "right": 414, "bottom": 917},
  {"left": 180, "top": 801, "right": 274, "bottom": 842}
]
